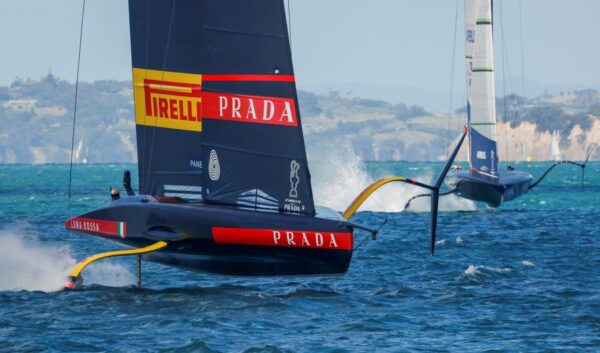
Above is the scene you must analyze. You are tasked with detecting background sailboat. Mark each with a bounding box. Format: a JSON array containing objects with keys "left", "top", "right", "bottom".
[{"left": 551, "top": 130, "right": 561, "bottom": 161}]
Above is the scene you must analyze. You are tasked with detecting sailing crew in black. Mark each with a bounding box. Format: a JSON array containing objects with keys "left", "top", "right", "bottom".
[{"left": 111, "top": 188, "right": 120, "bottom": 201}]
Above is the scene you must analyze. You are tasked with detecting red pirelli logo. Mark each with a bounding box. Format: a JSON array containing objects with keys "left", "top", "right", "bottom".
[{"left": 212, "top": 227, "right": 353, "bottom": 250}]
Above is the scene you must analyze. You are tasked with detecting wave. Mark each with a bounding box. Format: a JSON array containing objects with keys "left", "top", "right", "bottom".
[{"left": 458, "top": 264, "right": 516, "bottom": 282}]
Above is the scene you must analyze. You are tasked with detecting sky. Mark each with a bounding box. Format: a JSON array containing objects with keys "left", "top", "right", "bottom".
[{"left": 1, "top": 0, "right": 599, "bottom": 108}]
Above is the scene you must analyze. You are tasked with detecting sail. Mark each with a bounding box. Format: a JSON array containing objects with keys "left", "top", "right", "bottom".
[
  {"left": 464, "top": 0, "right": 477, "bottom": 163},
  {"left": 464, "top": 0, "right": 477, "bottom": 117},
  {"left": 468, "top": 0, "right": 498, "bottom": 177},
  {"left": 551, "top": 130, "right": 561, "bottom": 161},
  {"left": 129, "top": 0, "right": 315, "bottom": 214}
]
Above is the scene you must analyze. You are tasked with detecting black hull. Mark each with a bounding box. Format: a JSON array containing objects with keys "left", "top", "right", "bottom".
[
  {"left": 447, "top": 170, "right": 533, "bottom": 208},
  {"left": 65, "top": 197, "right": 354, "bottom": 276}
]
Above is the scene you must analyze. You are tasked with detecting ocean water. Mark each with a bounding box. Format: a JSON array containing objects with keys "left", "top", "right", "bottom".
[{"left": 0, "top": 162, "right": 598, "bottom": 352}]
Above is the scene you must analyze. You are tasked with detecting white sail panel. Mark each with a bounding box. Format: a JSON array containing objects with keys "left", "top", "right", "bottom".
[
  {"left": 464, "top": 0, "right": 477, "bottom": 107},
  {"left": 470, "top": 0, "right": 497, "bottom": 142}
]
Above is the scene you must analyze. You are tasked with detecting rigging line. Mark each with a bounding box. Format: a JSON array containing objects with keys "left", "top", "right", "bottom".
[
  {"left": 145, "top": 0, "right": 177, "bottom": 192},
  {"left": 141, "top": 0, "right": 152, "bottom": 199},
  {"left": 67, "top": 0, "right": 86, "bottom": 213},
  {"left": 287, "top": 0, "right": 292, "bottom": 48},
  {"left": 498, "top": 0, "right": 510, "bottom": 162},
  {"left": 447, "top": 0, "right": 460, "bottom": 146},
  {"left": 518, "top": 0, "right": 525, "bottom": 98}
]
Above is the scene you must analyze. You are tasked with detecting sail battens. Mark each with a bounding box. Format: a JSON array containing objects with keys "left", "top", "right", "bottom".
[
  {"left": 472, "top": 67, "right": 494, "bottom": 72},
  {"left": 202, "top": 25, "right": 285, "bottom": 39}
]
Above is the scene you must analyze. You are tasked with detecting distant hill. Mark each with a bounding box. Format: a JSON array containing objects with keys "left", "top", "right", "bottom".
[{"left": 0, "top": 75, "right": 598, "bottom": 163}]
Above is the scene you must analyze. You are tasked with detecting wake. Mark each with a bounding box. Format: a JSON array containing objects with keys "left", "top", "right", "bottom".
[{"left": 0, "top": 228, "right": 135, "bottom": 292}]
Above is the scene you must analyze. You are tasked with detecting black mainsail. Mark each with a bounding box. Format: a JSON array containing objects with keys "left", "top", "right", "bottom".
[{"left": 130, "top": 0, "right": 315, "bottom": 214}]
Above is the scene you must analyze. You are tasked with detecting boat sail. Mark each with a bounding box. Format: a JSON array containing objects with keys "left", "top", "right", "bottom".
[
  {"left": 551, "top": 130, "right": 561, "bottom": 161},
  {"left": 131, "top": 0, "right": 314, "bottom": 214},
  {"left": 468, "top": 0, "right": 498, "bottom": 177}
]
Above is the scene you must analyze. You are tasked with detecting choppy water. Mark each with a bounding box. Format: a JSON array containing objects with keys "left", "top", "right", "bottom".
[{"left": 0, "top": 162, "right": 599, "bottom": 352}]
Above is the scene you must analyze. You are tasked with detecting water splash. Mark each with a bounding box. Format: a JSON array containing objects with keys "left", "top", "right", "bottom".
[
  {"left": 463, "top": 264, "right": 513, "bottom": 278},
  {"left": 0, "top": 228, "right": 135, "bottom": 292},
  {"left": 522, "top": 260, "right": 535, "bottom": 267},
  {"left": 0, "top": 230, "right": 75, "bottom": 292},
  {"left": 309, "top": 141, "right": 475, "bottom": 213}
]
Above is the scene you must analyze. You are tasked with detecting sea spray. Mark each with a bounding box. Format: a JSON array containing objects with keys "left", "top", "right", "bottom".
[
  {"left": 0, "top": 229, "right": 135, "bottom": 292},
  {"left": 0, "top": 230, "right": 75, "bottom": 292},
  {"left": 309, "top": 140, "right": 476, "bottom": 212}
]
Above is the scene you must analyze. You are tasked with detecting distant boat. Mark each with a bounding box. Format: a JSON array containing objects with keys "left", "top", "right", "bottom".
[
  {"left": 551, "top": 130, "right": 561, "bottom": 161},
  {"left": 63, "top": 0, "right": 467, "bottom": 288},
  {"left": 74, "top": 139, "right": 88, "bottom": 164},
  {"left": 446, "top": 0, "right": 532, "bottom": 208}
]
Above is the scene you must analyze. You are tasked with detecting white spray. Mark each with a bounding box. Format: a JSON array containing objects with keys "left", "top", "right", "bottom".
[
  {"left": 308, "top": 140, "right": 475, "bottom": 213},
  {"left": 0, "top": 228, "right": 135, "bottom": 292}
]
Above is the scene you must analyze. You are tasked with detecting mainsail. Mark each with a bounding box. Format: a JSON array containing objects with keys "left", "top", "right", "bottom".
[
  {"left": 129, "top": 0, "right": 315, "bottom": 214},
  {"left": 467, "top": 0, "right": 498, "bottom": 177}
]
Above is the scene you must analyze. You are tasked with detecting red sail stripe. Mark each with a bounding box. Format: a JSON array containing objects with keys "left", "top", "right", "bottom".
[
  {"left": 202, "top": 74, "right": 295, "bottom": 82},
  {"left": 212, "top": 227, "right": 353, "bottom": 250}
]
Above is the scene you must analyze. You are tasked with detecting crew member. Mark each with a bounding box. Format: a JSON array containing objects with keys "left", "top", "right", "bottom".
[{"left": 111, "top": 188, "right": 120, "bottom": 201}]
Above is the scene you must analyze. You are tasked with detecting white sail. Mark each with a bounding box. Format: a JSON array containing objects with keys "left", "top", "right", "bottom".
[
  {"left": 470, "top": 0, "right": 497, "bottom": 142},
  {"left": 75, "top": 139, "right": 83, "bottom": 163},
  {"left": 551, "top": 130, "right": 561, "bottom": 161},
  {"left": 464, "top": 0, "right": 477, "bottom": 110}
]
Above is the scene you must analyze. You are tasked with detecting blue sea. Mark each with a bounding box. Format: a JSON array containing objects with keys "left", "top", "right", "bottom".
[{"left": 0, "top": 162, "right": 598, "bottom": 352}]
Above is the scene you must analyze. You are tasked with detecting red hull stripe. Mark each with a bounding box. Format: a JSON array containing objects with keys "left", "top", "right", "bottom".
[
  {"left": 212, "top": 227, "right": 353, "bottom": 250},
  {"left": 65, "top": 217, "right": 127, "bottom": 239},
  {"left": 203, "top": 74, "right": 295, "bottom": 82}
]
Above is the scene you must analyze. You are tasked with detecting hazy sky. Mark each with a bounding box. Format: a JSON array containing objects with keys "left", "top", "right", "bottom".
[{"left": 1, "top": 0, "right": 599, "bottom": 96}]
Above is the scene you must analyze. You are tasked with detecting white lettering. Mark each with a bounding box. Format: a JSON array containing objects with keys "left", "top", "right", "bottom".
[
  {"left": 301, "top": 232, "right": 310, "bottom": 246},
  {"left": 246, "top": 99, "right": 257, "bottom": 119},
  {"left": 219, "top": 96, "right": 228, "bottom": 117},
  {"left": 232, "top": 97, "right": 241, "bottom": 118},
  {"left": 315, "top": 233, "right": 324, "bottom": 247},
  {"left": 328, "top": 233, "right": 338, "bottom": 248},
  {"left": 286, "top": 231, "right": 296, "bottom": 245},
  {"left": 263, "top": 100, "right": 275, "bottom": 121},
  {"left": 273, "top": 231, "right": 281, "bottom": 245},
  {"left": 280, "top": 101, "right": 293, "bottom": 123}
]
